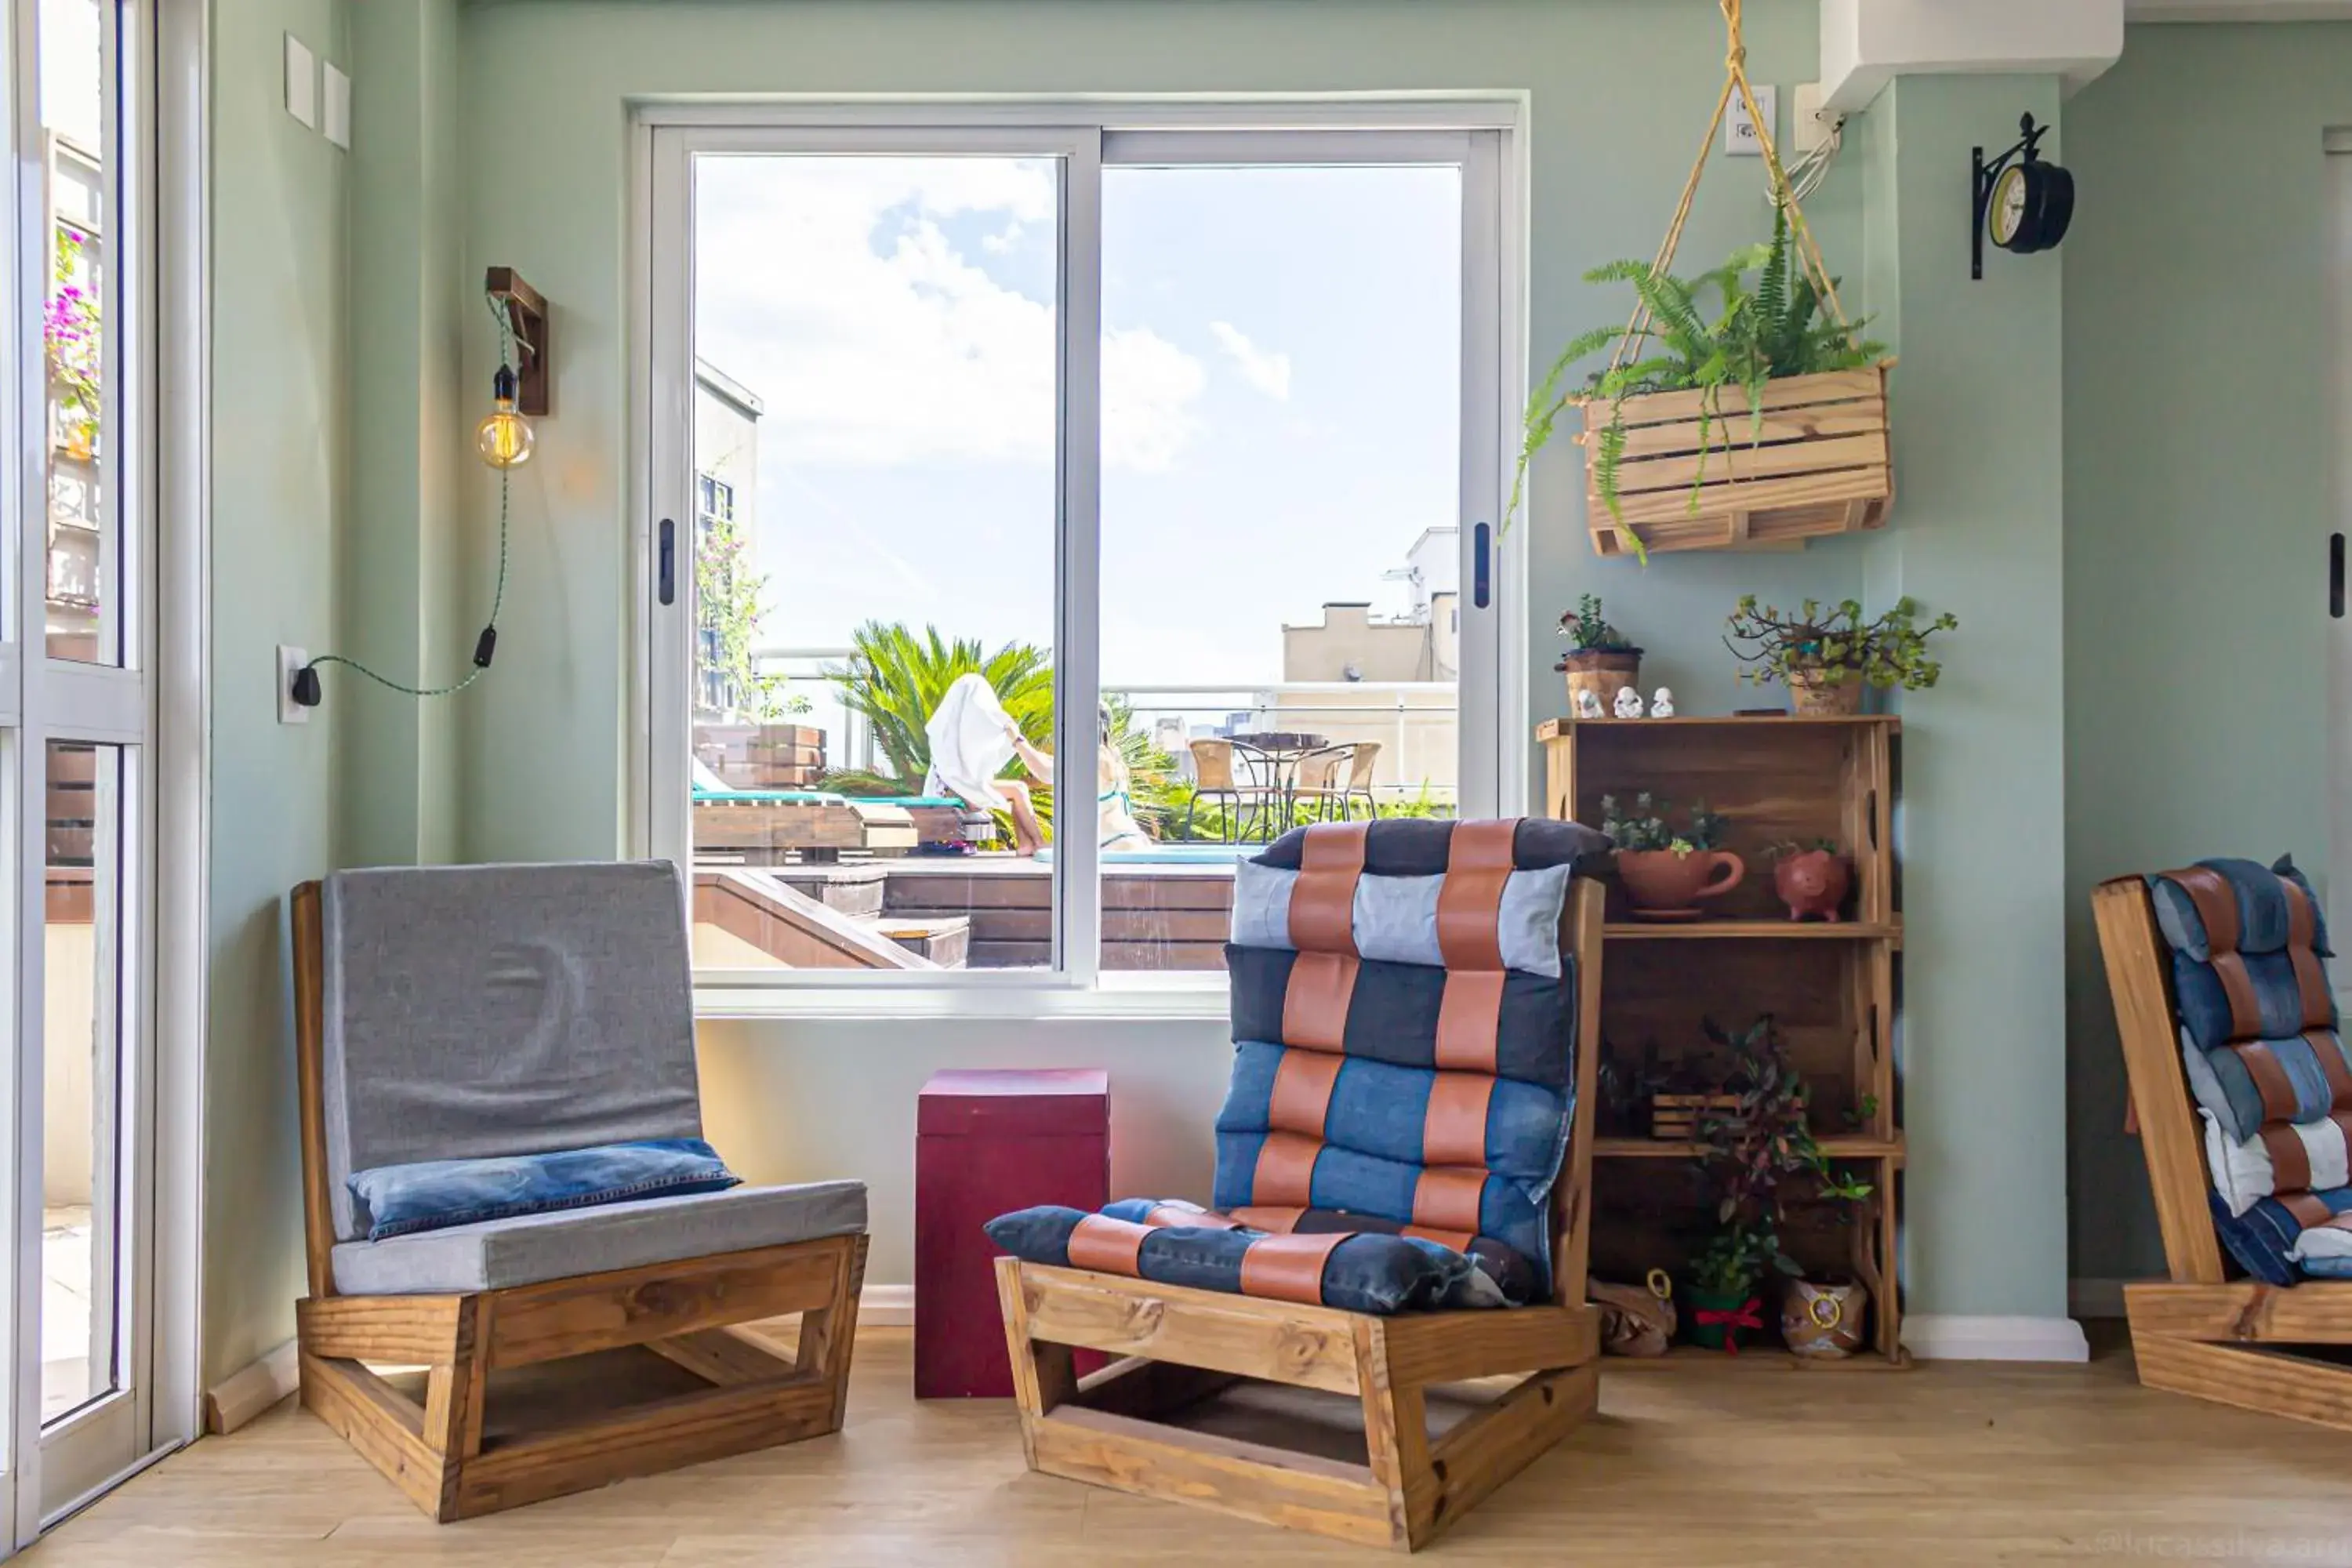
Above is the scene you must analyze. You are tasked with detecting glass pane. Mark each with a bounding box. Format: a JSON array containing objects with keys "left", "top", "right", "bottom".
[
  {"left": 688, "top": 154, "right": 1061, "bottom": 972},
  {"left": 43, "top": 741, "right": 121, "bottom": 1422},
  {"left": 1098, "top": 163, "right": 1464, "bottom": 971},
  {"left": 42, "top": 0, "right": 117, "bottom": 665}
]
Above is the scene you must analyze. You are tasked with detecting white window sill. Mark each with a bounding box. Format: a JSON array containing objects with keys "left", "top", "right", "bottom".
[{"left": 691, "top": 971, "right": 1232, "bottom": 1022}]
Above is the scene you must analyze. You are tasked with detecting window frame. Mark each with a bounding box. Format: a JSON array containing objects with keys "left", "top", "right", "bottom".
[{"left": 631, "top": 98, "right": 1527, "bottom": 1019}]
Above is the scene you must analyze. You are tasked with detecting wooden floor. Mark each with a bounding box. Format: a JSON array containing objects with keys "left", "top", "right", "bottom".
[{"left": 24, "top": 1327, "right": 2352, "bottom": 1566}]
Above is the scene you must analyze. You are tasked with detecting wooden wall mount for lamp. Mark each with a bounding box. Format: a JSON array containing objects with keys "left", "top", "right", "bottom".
[{"left": 485, "top": 267, "right": 550, "bottom": 416}]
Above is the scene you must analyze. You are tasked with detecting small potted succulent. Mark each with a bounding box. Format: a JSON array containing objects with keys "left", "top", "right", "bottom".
[
  {"left": 1600, "top": 793, "right": 1742, "bottom": 920},
  {"left": 1723, "top": 595, "right": 1957, "bottom": 716},
  {"left": 1767, "top": 837, "right": 1850, "bottom": 922},
  {"left": 1555, "top": 593, "right": 1642, "bottom": 715}
]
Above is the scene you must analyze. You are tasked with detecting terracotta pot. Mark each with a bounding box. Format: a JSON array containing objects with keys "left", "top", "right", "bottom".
[
  {"left": 1785, "top": 665, "right": 1865, "bottom": 716},
  {"left": 1782, "top": 1277, "right": 1868, "bottom": 1359},
  {"left": 1773, "top": 849, "right": 1851, "bottom": 922},
  {"left": 1615, "top": 848, "right": 1744, "bottom": 918},
  {"left": 1560, "top": 648, "right": 1642, "bottom": 716}
]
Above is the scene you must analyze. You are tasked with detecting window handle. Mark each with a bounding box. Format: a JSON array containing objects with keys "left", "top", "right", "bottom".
[
  {"left": 1473, "top": 521, "right": 1490, "bottom": 609},
  {"left": 2333, "top": 532, "right": 2344, "bottom": 620},
  {"left": 659, "top": 518, "right": 676, "bottom": 606}
]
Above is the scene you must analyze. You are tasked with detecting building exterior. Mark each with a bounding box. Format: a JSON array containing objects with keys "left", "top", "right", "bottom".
[
  {"left": 693, "top": 358, "right": 763, "bottom": 718},
  {"left": 1269, "top": 527, "right": 1460, "bottom": 805}
]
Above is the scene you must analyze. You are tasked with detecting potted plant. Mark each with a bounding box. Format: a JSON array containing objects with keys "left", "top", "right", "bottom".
[
  {"left": 1690, "top": 1014, "right": 1881, "bottom": 1357},
  {"left": 1599, "top": 793, "right": 1742, "bottom": 920},
  {"left": 1724, "top": 595, "right": 1958, "bottom": 716},
  {"left": 1554, "top": 593, "right": 1642, "bottom": 716},
  {"left": 1766, "top": 837, "right": 1850, "bottom": 922},
  {"left": 1512, "top": 209, "right": 1890, "bottom": 561},
  {"left": 1685, "top": 1223, "right": 1770, "bottom": 1352}
]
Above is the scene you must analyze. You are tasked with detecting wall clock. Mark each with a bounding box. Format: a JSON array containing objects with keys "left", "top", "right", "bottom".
[{"left": 1972, "top": 113, "right": 2073, "bottom": 280}]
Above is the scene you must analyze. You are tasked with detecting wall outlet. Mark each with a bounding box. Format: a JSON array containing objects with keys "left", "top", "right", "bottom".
[
  {"left": 284, "top": 35, "right": 315, "bottom": 129},
  {"left": 1726, "top": 84, "right": 1777, "bottom": 158},
  {"left": 1792, "top": 82, "right": 1835, "bottom": 156},
  {"left": 278, "top": 645, "right": 310, "bottom": 725}
]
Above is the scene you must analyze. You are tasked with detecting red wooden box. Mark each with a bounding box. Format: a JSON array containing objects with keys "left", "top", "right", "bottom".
[{"left": 915, "top": 1068, "right": 1109, "bottom": 1399}]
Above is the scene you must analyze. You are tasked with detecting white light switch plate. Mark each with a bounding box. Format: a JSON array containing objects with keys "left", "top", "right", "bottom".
[
  {"left": 1726, "top": 85, "right": 1777, "bottom": 158},
  {"left": 284, "top": 34, "right": 315, "bottom": 129},
  {"left": 322, "top": 61, "right": 350, "bottom": 149},
  {"left": 1791, "top": 82, "right": 1834, "bottom": 155},
  {"left": 278, "top": 645, "right": 310, "bottom": 725}
]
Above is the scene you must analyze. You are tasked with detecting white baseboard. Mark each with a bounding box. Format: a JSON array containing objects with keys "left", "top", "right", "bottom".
[
  {"left": 2069, "top": 1278, "right": 2129, "bottom": 1319},
  {"left": 860, "top": 1283, "right": 913, "bottom": 1327},
  {"left": 1900, "top": 1314, "right": 2089, "bottom": 1363}
]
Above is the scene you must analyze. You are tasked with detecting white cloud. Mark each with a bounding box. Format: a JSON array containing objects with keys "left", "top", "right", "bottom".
[
  {"left": 1209, "top": 321, "right": 1292, "bottom": 401},
  {"left": 693, "top": 156, "right": 1204, "bottom": 473}
]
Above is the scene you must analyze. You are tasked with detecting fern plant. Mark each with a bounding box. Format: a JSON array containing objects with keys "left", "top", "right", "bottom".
[{"left": 1508, "top": 209, "right": 1884, "bottom": 560}]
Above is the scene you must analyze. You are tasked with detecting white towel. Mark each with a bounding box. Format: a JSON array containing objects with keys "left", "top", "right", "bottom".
[{"left": 924, "top": 672, "right": 1017, "bottom": 811}]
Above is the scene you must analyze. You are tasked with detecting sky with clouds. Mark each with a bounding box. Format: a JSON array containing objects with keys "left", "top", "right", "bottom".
[{"left": 691, "top": 154, "right": 1461, "bottom": 710}]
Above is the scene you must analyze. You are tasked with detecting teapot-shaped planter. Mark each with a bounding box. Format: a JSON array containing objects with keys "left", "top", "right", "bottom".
[{"left": 1615, "top": 848, "right": 1744, "bottom": 921}]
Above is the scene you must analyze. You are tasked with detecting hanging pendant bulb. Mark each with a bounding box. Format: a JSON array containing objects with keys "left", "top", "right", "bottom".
[{"left": 476, "top": 364, "right": 535, "bottom": 469}]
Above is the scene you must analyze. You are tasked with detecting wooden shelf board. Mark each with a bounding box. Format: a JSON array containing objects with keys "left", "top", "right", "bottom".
[
  {"left": 1536, "top": 713, "right": 1900, "bottom": 742},
  {"left": 1603, "top": 920, "right": 1900, "bottom": 944},
  {"left": 1593, "top": 1135, "right": 1904, "bottom": 1162},
  {"left": 1603, "top": 1342, "right": 1913, "bottom": 1370}
]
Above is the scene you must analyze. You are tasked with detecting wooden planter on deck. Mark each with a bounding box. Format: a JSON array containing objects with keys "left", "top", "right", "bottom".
[{"left": 1580, "top": 365, "right": 1893, "bottom": 558}]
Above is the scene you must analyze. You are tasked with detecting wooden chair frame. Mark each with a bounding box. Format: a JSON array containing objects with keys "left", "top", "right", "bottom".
[
  {"left": 288, "top": 881, "right": 869, "bottom": 1520},
  {"left": 2092, "top": 876, "right": 2352, "bottom": 1432},
  {"left": 993, "top": 877, "right": 1606, "bottom": 1550}
]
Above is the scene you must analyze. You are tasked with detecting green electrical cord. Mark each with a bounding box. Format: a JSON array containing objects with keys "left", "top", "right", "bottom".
[{"left": 299, "top": 291, "right": 519, "bottom": 702}]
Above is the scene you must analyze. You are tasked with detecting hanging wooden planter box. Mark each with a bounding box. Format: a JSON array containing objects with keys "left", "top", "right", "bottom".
[{"left": 1580, "top": 365, "right": 1893, "bottom": 558}]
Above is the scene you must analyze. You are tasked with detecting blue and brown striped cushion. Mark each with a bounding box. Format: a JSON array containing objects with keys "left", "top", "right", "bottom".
[
  {"left": 2148, "top": 857, "right": 2351, "bottom": 1281},
  {"left": 982, "top": 1202, "right": 1494, "bottom": 1313},
  {"left": 1216, "top": 818, "right": 1584, "bottom": 1296}
]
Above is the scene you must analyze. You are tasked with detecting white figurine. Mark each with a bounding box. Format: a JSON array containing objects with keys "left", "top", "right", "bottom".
[
  {"left": 1574, "top": 688, "right": 1605, "bottom": 719},
  {"left": 1651, "top": 686, "right": 1676, "bottom": 718},
  {"left": 1613, "top": 685, "right": 1646, "bottom": 719}
]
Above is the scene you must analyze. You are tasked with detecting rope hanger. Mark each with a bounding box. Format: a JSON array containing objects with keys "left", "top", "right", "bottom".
[{"left": 1608, "top": 0, "right": 1861, "bottom": 376}]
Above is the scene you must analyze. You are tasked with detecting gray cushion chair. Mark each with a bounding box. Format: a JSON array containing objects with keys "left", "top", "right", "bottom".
[{"left": 289, "top": 861, "right": 868, "bottom": 1520}]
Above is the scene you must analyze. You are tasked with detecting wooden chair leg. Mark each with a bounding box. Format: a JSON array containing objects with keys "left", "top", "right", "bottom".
[
  {"left": 419, "top": 1298, "right": 492, "bottom": 1518},
  {"left": 1353, "top": 1319, "right": 1428, "bottom": 1550},
  {"left": 796, "top": 1232, "right": 870, "bottom": 1430}
]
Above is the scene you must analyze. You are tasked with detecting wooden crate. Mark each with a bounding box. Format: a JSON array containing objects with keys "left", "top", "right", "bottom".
[
  {"left": 1541, "top": 714, "right": 1907, "bottom": 1364},
  {"left": 1579, "top": 365, "right": 1892, "bottom": 557},
  {"left": 1649, "top": 1094, "right": 1742, "bottom": 1141}
]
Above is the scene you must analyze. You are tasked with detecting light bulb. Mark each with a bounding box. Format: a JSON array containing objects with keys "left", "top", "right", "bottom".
[{"left": 476, "top": 364, "right": 535, "bottom": 469}]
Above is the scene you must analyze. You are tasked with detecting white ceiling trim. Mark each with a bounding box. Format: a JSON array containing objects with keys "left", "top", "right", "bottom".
[{"left": 2127, "top": 0, "right": 2352, "bottom": 19}]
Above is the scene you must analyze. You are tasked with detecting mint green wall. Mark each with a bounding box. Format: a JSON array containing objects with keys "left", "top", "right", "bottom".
[
  {"left": 344, "top": 0, "right": 466, "bottom": 867},
  {"left": 205, "top": 0, "right": 347, "bottom": 1386},
  {"left": 451, "top": 0, "right": 1854, "bottom": 863},
  {"left": 196, "top": 0, "right": 2095, "bottom": 1345},
  {"left": 1862, "top": 75, "right": 2071, "bottom": 1319},
  {"left": 2062, "top": 26, "right": 2352, "bottom": 1287}
]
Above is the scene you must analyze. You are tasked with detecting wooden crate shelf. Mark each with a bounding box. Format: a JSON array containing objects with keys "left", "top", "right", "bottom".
[
  {"left": 1595, "top": 1134, "right": 1904, "bottom": 1162},
  {"left": 1604, "top": 920, "right": 1900, "bottom": 944},
  {"left": 1545, "top": 713, "right": 1906, "bottom": 1366}
]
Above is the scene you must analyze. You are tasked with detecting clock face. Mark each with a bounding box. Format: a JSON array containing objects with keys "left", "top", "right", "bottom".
[{"left": 1991, "top": 165, "right": 2030, "bottom": 248}]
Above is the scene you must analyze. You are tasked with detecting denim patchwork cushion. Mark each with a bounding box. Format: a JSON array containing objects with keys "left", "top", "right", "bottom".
[
  {"left": 987, "top": 819, "right": 1587, "bottom": 1316},
  {"left": 983, "top": 1203, "right": 1487, "bottom": 1314},
  {"left": 2147, "top": 857, "right": 2352, "bottom": 1280},
  {"left": 349, "top": 1138, "right": 739, "bottom": 1242}
]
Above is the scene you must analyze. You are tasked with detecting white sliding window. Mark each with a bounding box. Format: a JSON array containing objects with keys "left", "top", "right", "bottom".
[{"left": 640, "top": 107, "right": 1519, "bottom": 1006}]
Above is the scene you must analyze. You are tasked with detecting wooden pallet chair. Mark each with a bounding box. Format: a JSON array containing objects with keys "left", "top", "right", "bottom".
[
  {"left": 993, "top": 817, "right": 1610, "bottom": 1550},
  {"left": 2093, "top": 858, "right": 2352, "bottom": 1432},
  {"left": 289, "top": 861, "right": 870, "bottom": 1519}
]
